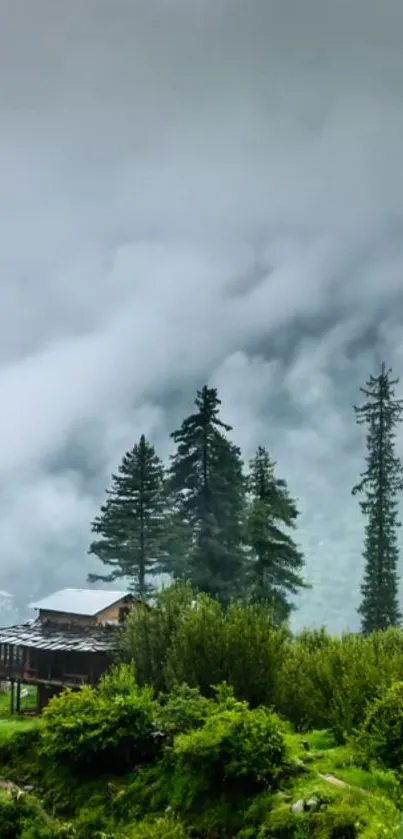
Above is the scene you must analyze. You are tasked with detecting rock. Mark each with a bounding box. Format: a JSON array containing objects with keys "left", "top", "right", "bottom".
[
  {"left": 291, "top": 799, "right": 305, "bottom": 814},
  {"left": 22, "top": 784, "right": 35, "bottom": 792},
  {"left": 300, "top": 739, "right": 310, "bottom": 751},
  {"left": 305, "top": 796, "right": 320, "bottom": 812}
]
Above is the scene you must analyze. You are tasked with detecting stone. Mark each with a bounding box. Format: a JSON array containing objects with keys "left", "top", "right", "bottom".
[
  {"left": 291, "top": 799, "right": 305, "bottom": 813},
  {"left": 305, "top": 796, "right": 320, "bottom": 812}
]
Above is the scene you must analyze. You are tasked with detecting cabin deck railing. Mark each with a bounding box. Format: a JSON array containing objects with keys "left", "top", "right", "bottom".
[{"left": 0, "top": 660, "right": 90, "bottom": 687}]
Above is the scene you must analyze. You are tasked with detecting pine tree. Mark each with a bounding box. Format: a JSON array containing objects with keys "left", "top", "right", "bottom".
[
  {"left": 245, "top": 445, "right": 306, "bottom": 623},
  {"left": 167, "top": 385, "right": 246, "bottom": 602},
  {"left": 352, "top": 363, "right": 403, "bottom": 633},
  {"left": 88, "top": 434, "right": 168, "bottom": 597}
]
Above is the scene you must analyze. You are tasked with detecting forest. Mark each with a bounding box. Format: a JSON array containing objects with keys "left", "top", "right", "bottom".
[
  {"left": 88, "top": 363, "right": 403, "bottom": 633},
  {"left": 1, "top": 363, "right": 403, "bottom": 837}
]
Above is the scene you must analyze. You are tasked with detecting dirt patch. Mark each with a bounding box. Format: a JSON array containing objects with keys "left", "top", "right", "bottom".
[{"left": 318, "top": 773, "right": 371, "bottom": 796}]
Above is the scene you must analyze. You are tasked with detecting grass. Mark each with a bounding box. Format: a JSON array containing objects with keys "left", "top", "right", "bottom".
[
  {"left": 0, "top": 715, "right": 39, "bottom": 745},
  {"left": 0, "top": 688, "right": 40, "bottom": 748},
  {"left": 0, "top": 706, "right": 401, "bottom": 837},
  {"left": 281, "top": 727, "right": 403, "bottom": 837},
  {"left": 285, "top": 727, "right": 401, "bottom": 800},
  {"left": 0, "top": 684, "right": 38, "bottom": 716}
]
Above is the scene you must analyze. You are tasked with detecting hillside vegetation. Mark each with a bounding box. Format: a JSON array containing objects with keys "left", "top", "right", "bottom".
[{"left": 2, "top": 584, "right": 403, "bottom": 838}]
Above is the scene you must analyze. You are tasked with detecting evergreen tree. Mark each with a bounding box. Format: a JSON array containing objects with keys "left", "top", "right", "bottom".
[
  {"left": 352, "top": 363, "right": 403, "bottom": 633},
  {"left": 88, "top": 435, "right": 168, "bottom": 597},
  {"left": 167, "top": 385, "right": 246, "bottom": 602},
  {"left": 245, "top": 445, "right": 306, "bottom": 623}
]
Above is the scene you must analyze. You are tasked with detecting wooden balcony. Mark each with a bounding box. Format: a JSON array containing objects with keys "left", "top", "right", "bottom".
[{"left": 0, "top": 659, "right": 90, "bottom": 688}]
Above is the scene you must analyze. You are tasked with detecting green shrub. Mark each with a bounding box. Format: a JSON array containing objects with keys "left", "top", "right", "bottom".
[
  {"left": 278, "top": 628, "right": 403, "bottom": 741},
  {"left": 41, "top": 664, "right": 158, "bottom": 772},
  {"left": 156, "top": 684, "right": 215, "bottom": 737},
  {"left": 0, "top": 725, "right": 41, "bottom": 766},
  {"left": 167, "top": 693, "right": 288, "bottom": 812},
  {"left": 121, "top": 582, "right": 194, "bottom": 692},
  {"left": 0, "top": 790, "right": 63, "bottom": 839},
  {"left": 123, "top": 815, "right": 189, "bottom": 838},
  {"left": 69, "top": 802, "right": 115, "bottom": 839},
  {"left": 353, "top": 680, "right": 403, "bottom": 771},
  {"left": 165, "top": 596, "right": 288, "bottom": 708},
  {"left": 254, "top": 795, "right": 370, "bottom": 839}
]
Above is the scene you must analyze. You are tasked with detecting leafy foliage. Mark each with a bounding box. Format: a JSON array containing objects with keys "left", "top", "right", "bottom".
[
  {"left": 2, "top": 634, "right": 403, "bottom": 837},
  {"left": 354, "top": 680, "right": 403, "bottom": 770},
  {"left": 164, "top": 690, "right": 288, "bottom": 814},
  {"left": 155, "top": 684, "right": 215, "bottom": 737},
  {"left": 277, "top": 627, "right": 403, "bottom": 741},
  {"left": 0, "top": 790, "right": 63, "bottom": 839},
  {"left": 352, "top": 363, "right": 403, "bottom": 632},
  {"left": 165, "top": 595, "right": 288, "bottom": 707},
  {"left": 40, "top": 665, "right": 157, "bottom": 771},
  {"left": 123, "top": 815, "right": 189, "bottom": 839},
  {"left": 123, "top": 589, "right": 403, "bottom": 747},
  {"left": 120, "top": 581, "right": 194, "bottom": 692}
]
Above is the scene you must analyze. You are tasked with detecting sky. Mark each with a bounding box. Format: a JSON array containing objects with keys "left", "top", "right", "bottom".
[{"left": 1, "top": 0, "right": 403, "bottom": 630}]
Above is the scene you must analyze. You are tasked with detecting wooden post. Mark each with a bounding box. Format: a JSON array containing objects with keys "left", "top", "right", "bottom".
[
  {"left": 9, "top": 680, "right": 14, "bottom": 715},
  {"left": 36, "top": 685, "right": 42, "bottom": 714},
  {"left": 16, "top": 681, "right": 21, "bottom": 714}
]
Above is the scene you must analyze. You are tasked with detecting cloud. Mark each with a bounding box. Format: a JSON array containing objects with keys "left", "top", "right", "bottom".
[{"left": 0, "top": 1, "right": 403, "bottom": 628}]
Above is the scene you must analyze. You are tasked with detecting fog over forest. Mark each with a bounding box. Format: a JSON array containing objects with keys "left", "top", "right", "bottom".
[{"left": 1, "top": 1, "right": 403, "bottom": 631}]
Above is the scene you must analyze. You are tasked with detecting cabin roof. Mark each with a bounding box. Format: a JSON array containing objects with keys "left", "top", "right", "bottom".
[
  {"left": 0, "top": 619, "right": 118, "bottom": 652},
  {"left": 31, "top": 588, "right": 131, "bottom": 617}
]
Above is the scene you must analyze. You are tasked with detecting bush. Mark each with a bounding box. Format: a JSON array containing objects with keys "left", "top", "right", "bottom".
[
  {"left": 166, "top": 691, "right": 288, "bottom": 812},
  {"left": 277, "top": 628, "right": 403, "bottom": 741},
  {"left": 165, "top": 596, "right": 288, "bottom": 708},
  {"left": 41, "top": 664, "right": 158, "bottom": 772},
  {"left": 124, "top": 815, "right": 189, "bottom": 838},
  {"left": 0, "top": 790, "right": 64, "bottom": 839},
  {"left": 155, "top": 684, "right": 215, "bottom": 738},
  {"left": 353, "top": 680, "right": 403, "bottom": 771},
  {"left": 121, "top": 582, "right": 194, "bottom": 692},
  {"left": 0, "top": 725, "right": 41, "bottom": 768}
]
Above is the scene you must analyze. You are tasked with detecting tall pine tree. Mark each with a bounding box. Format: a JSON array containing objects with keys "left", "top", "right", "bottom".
[
  {"left": 167, "top": 385, "right": 246, "bottom": 602},
  {"left": 88, "top": 434, "right": 168, "bottom": 597},
  {"left": 245, "top": 445, "right": 306, "bottom": 623},
  {"left": 352, "top": 363, "right": 403, "bottom": 633}
]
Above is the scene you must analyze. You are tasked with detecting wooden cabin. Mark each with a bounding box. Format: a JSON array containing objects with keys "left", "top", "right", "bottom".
[{"left": 0, "top": 588, "right": 134, "bottom": 712}]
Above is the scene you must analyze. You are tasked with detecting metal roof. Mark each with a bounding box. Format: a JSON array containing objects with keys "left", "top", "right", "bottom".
[
  {"left": 31, "top": 588, "right": 130, "bottom": 617},
  {"left": 0, "top": 620, "right": 119, "bottom": 652}
]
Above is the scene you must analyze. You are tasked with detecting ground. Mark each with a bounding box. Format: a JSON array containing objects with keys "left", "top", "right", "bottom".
[
  {"left": 0, "top": 685, "right": 37, "bottom": 717},
  {"left": 0, "top": 694, "right": 402, "bottom": 837}
]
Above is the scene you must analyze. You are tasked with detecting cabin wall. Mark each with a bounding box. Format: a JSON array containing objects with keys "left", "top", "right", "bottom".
[
  {"left": 39, "top": 596, "right": 133, "bottom": 627},
  {"left": 38, "top": 609, "right": 97, "bottom": 627},
  {"left": 96, "top": 597, "right": 133, "bottom": 624}
]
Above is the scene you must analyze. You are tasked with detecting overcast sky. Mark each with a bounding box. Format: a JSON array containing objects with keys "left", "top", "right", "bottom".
[{"left": 1, "top": 0, "right": 403, "bottom": 629}]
